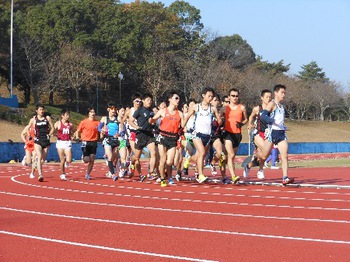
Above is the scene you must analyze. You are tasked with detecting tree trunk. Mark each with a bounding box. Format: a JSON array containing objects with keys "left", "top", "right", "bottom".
[
  {"left": 49, "top": 90, "right": 54, "bottom": 105},
  {"left": 75, "top": 88, "right": 80, "bottom": 113}
]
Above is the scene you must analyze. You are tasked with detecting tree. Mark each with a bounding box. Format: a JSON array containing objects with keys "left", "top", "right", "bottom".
[
  {"left": 59, "top": 43, "right": 95, "bottom": 112},
  {"left": 297, "top": 61, "right": 329, "bottom": 83},
  {"left": 209, "top": 34, "right": 256, "bottom": 70},
  {"left": 254, "top": 56, "right": 290, "bottom": 76}
]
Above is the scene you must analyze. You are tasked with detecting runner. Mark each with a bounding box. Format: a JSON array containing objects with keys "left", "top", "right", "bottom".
[
  {"left": 128, "top": 93, "right": 157, "bottom": 181},
  {"left": 75, "top": 107, "right": 100, "bottom": 180},
  {"left": 184, "top": 87, "right": 222, "bottom": 183},
  {"left": 243, "top": 89, "right": 272, "bottom": 179},
  {"left": 258, "top": 84, "right": 294, "bottom": 185},
  {"left": 149, "top": 90, "right": 184, "bottom": 187},
  {"left": 220, "top": 88, "right": 248, "bottom": 184},
  {"left": 54, "top": 108, "right": 73, "bottom": 181},
  {"left": 99, "top": 103, "right": 122, "bottom": 181},
  {"left": 20, "top": 124, "right": 37, "bottom": 178},
  {"left": 27, "top": 104, "right": 54, "bottom": 182},
  {"left": 123, "top": 93, "right": 142, "bottom": 177}
]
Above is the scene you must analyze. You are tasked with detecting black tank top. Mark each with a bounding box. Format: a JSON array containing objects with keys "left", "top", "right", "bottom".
[{"left": 35, "top": 116, "right": 49, "bottom": 139}]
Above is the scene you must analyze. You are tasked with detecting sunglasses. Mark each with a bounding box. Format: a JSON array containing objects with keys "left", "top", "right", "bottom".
[
  {"left": 230, "top": 94, "right": 239, "bottom": 98},
  {"left": 134, "top": 100, "right": 142, "bottom": 103}
]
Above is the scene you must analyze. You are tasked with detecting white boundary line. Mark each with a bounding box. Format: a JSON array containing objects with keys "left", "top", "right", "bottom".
[
  {"left": 1, "top": 192, "right": 349, "bottom": 224},
  {"left": 0, "top": 230, "right": 217, "bottom": 262},
  {"left": 1, "top": 207, "right": 349, "bottom": 245}
]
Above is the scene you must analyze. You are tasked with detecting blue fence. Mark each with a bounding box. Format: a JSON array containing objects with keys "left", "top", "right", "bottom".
[
  {"left": 0, "top": 95, "right": 18, "bottom": 108},
  {"left": 1, "top": 142, "right": 349, "bottom": 163}
]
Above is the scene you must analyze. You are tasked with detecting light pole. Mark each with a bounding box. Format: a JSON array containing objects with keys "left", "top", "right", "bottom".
[
  {"left": 118, "top": 72, "right": 123, "bottom": 104},
  {"left": 10, "top": 0, "right": 14, "bottom": 97}
]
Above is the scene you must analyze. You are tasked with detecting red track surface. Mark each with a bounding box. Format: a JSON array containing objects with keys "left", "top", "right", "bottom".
[{"left": 1, "top": 156, "right": 350, "bottom": 261}]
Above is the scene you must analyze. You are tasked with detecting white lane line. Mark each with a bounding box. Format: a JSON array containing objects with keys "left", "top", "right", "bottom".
[
  {"left": 1, "top": 192, "right": 349, "bottom": 224},
  {"left": 0, "top": 230, "right": 217, "bottom": 262},
  {"left": 1, "top": 207, "right": 349, "bottom": 245},
  {"left": 10, "top": 176, "right": 350, "bottom": 208}
]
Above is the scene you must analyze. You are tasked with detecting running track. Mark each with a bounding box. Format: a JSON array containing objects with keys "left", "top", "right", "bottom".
[{"left": 1, "top": 156, "right": 350, "bottom": 261}]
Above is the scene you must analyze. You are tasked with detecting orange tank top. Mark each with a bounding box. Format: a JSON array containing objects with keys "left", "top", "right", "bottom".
[
  {"left": 159, "top": 108, "right": 181, "bottom": 136},
  {"left": 224, "top": 104, "right": 244, "bottom": 134}
]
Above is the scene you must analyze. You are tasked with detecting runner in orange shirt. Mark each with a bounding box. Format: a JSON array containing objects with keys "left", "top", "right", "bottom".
[
  {"left": 75, "top": 107, "right": 100, "bottom": 180},
  {"left": 20, "top": 124, "right": 37, "bottom": 178},
  {"left": 220, "top": 88, "right": 248, "bottom": 184},
  {"left": 149, "top": 90, "right": 184, "bottom": 187}
]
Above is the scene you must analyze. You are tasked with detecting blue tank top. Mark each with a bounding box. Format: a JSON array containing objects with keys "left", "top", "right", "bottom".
[{"left": 106, "top": 117, "right": 119, "bottom": 136}]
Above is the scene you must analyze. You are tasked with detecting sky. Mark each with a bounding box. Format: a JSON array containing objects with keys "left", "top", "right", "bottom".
[{"left": 123, "top": 0, "right": 350, "bottom": 90}]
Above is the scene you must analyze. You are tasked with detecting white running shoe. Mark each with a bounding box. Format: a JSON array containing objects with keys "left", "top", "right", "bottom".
[
  {"left": 105, "top": 171, "right": 113, "bottom": 178},
  {"left": 21, "top": 156, "right": 27, "bottom": 166},
  {"left": 29, "top": 173, "right": 35, "bottom": 179},
  {"left": 243, "top": 166, "right": 250, "bottom": 178},
  {"left": 271, "top": 166, "right": 280, "bottom": 169},
  {"left": 60, "top": 174, "right": 67, "bottom": 181},
  {"left": 257, "top": 170, "right": 265, "bottom": 179}
]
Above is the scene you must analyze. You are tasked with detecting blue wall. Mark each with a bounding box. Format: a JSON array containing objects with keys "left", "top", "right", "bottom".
[
  {"left": 0, "top": 95, "right": 18, "bottom": 108},
  {"left": 1, "top": 142, "right": 349, "bottom": 163}
]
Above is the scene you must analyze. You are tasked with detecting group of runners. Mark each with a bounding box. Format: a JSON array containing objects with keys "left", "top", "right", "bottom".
[{"left": 21, "top": 84, "right": 294, "bottom": 186}]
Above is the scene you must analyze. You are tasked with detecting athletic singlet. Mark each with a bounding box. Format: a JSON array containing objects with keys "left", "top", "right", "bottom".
[
  {"left": 256, "top": 105, "right": 268, "bottom": 132},
  {"left": 57, "top": 121, "right": 72, "bottom": 141},
  {"left": 270, "top": 100, "right": 285, "bottom": 131},
  {"left": 159, "top": 108, "right": 181, "bottom": 136},
  {"left": 193, "top": 104, "right": 213, "bottom": 135},
  {"left": 185, "top": 113, "right": 195, "bottom": 132},
  {"left": 106, "top": 116, "right": 119, "bottom": 136},
  {"left": 34, "top": 116, "right": 49, "bottom": 139},
  {"left": 26, "top": 125, "right": 35, "bottom": 145},
  {"left": 224, "top": 104, "right": 244, "bottom": 134},
  {"left": 126, "top": 107, "right": 137, "bottom": 131}
]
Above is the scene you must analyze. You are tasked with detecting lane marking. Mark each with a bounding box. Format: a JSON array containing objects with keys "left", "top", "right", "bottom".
[
  {"left": 1, "top": 192, "right": 349, "bottom": 224},
  {"left": 11, "top": 175, "right": 350, "bottom": 206},
  {"left": 1, "top": 208, "right": 349, "bottom": 245},
  {"left": 0, "top": 230, "right": 217, "bottom": 262}
]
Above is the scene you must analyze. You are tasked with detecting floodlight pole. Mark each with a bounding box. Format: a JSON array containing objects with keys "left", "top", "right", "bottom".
[{"left": 10, "top": 0, "right": 14, "bottom": 97}]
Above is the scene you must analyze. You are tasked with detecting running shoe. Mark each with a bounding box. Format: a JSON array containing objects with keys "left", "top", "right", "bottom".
[
  {"left": 29, "top": 173, "right": 35, "bottom": 179},
  {"left": 112, "top": 174, "right": 118, "bottom": 181},
  {"left": 210, "top": 164, "right": 217, "bottom": 175},
  {"left": 119, "top": 170, "right": 125, "bottom": 178},
  {"left": 257, "top": 170, "right": 265, "bottom": 179},
  {"left": 271, "top": 166, "right": 280, "bottom": 169},
  {"left": 222, "top": 177, "right": 231, "bottom": 184},
  {"left": 140, "top": 174, "right": 147, "bottom": 182},
  {"left": 231, "top": 175, "right": 240, "bottom": 184},
  {"left": 148, "top": 173, "right": 157, "bottom": 181},
  {"left": 168, "top": 178, "right": 175, "bottom": 185},
  {"left": 243, "top": 166, "right": 250, "bottom": 178},
  {"left": 105, "top": 172, "right": 113, "bottom": 178},
  {"left": 218, "top": 153, "right": 226, "bottom": 167},
  {"left": 198, "top": 174, "right": 208, "bottom": 183},
  {"left": 60, "top": 174, "right": 67, "bottom": 181},
  {"left": 264, "top": 161, "right": 269, "bottom": 169},
  {"left": 160, "top": 180, "right": 167, "bottom": 187},
  {"left": 282, "top": 177, "right": 294, "bottom": 185},
  {"left": 85, "top": 174, "right": 91, "bottom": 180},
  {"left": 183, "top": 156, "right": 191, "bottom": 169},
  {"left": 21, "top": 156, "right": 26, "bottom": 166},
  {"left": 183, "top": 167, "right": 189, "bottom": 176},
  {"left": 175, "top": 171, "right": 182, "bottom": 182},
  {"left": 38, "top": 175, "right": 44, "bottom": 182},
  {"left": 156, "top": 177, "right": 162, "bottom": 183}
]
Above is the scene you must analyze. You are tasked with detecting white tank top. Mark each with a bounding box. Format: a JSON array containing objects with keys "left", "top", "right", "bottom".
[
  {"left": 194, "top": 104, "right": 212, "bottom": 135},
  {"left": 271, "top": 100, "right": 285, "bottom": 131}
]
